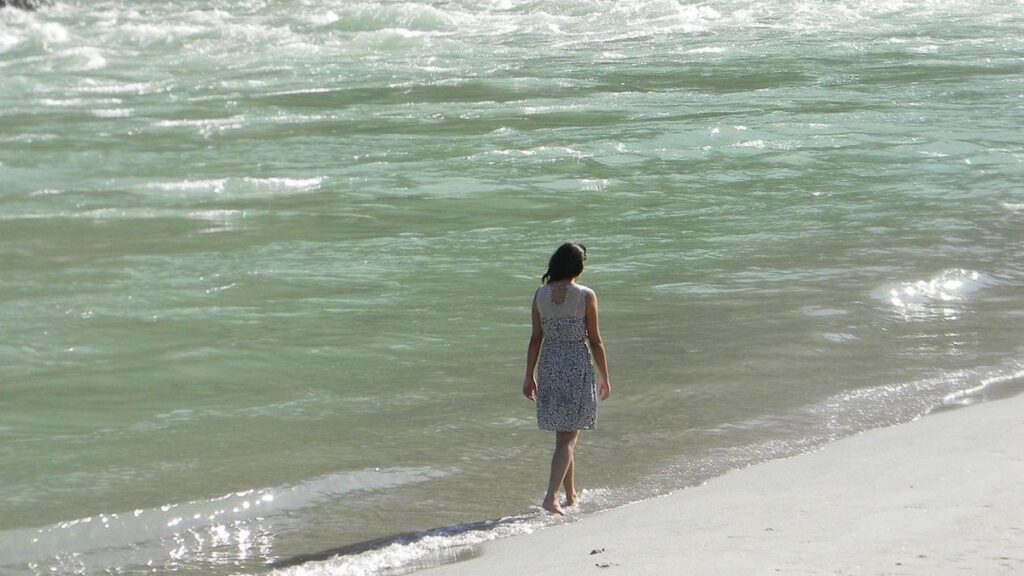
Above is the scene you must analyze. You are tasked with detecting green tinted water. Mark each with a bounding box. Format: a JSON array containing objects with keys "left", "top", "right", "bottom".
[{"left": 1, "top": 1, "right": 1023, "bottom": 574}]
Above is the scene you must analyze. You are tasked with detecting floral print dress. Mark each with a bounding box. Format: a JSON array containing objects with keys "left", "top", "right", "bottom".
[{"left": 535, "top": 282, "right": 598, "bottom": 431}]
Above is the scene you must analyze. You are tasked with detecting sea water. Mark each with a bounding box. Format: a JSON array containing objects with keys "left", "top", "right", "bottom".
[{"left": 1, "top": 0, "right": 1022, "bottom": 574}]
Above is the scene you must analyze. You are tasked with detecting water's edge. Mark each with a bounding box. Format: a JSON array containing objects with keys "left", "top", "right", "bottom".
[{"left": 268, "top": 371, "right": 1024, "bottom": 576}]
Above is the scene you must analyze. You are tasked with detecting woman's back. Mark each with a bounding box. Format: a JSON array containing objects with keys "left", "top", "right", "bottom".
[{"left": 537, "top": 281, "right": 589, "bottom": 318}]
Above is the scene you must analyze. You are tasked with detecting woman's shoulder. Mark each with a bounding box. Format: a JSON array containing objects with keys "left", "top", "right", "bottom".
[
  {"left": 574, "top": 283, "right": 596, "bottom": 298},
  {"left": 533, "top": 283, "right": 550, "bottom": 302}
]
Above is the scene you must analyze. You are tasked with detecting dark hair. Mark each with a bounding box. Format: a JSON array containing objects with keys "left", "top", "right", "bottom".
[{"left": 542, "top": 242, "right": 587, "bottom": 284}]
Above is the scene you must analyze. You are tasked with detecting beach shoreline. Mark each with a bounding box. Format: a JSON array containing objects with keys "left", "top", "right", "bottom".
[{"left": 417, "top": 394, "right": 1024, "bottom": 576}]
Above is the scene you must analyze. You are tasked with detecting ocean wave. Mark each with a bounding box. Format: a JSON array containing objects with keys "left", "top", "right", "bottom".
[
  {"left": 268, "top": 488, "right": 617, "bottom": 576},
  {"left": 314, "top": 3, "right": 461, "bottom": 33},
  {"left": 90, "top": 107, "right": 132, "bottom": 117},
  {"left": 130, "top": 392, "right": 339, "bottom": 434},
  {"left": 70, "top": 80, "right": 168, "bottom": 96},
  {"left": 0, "top": 0, "right": 1014, "bottom": 95},
  {"left": 142, "top": 177, "right": 325, "bottom": 199},
  {"left": 0, "top": 10, "right": 69, "bottom": 53},
  {"left": 51, "top": 46, "right": 106, "bottom": 70},
  {"left": 154, "top": 115, "right": 247, "bottom": 136},
  {"left": 37, "top": 96, "right": 120, "bottom": 107},
  {"left": 648, "top": 357, "right": 1024, "bottom": 502},
  {"left": 0, "top": 207, "right": 260, "bottom": 226},
  {"left": 269, "top": 514, "right": 538, "bottom": 576},
  {"left": 0, "top": 467, "right": 449, "bottom": 573}
]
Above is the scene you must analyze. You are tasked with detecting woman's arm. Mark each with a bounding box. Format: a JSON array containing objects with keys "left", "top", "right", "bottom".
[
  {"left": 585, "top": 290, "right": 611, "bottom": 400},
  {"left": 523, "top": 292, "right": 543, "bottom": 400}
]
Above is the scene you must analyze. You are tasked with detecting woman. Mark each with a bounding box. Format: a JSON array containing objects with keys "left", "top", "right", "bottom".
[{"left": 522, "top": 242, "right": 611, "bottom": 515}]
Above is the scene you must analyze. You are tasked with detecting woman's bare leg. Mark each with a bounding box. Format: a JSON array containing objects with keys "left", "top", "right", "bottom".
[
  {"left": 563, "top": 451, "right": 577, "bottom": 506},
  {"left": 542, "top": 431, "right": 578, "bottom": 515}
]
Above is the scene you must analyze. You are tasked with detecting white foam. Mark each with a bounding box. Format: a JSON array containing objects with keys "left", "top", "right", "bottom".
[
  {"left": 0, "top": 13, "right": 69, "bottom": 53},
  {"left": 38, "top": 97, "right": 121, "bottom": 107},
  {"left": 0, "top": 31, "right": 18, "bottom": 54},
  {"left": 684, "top": 46, "right": 728, "bottom": 54},
  {"left": 29, "top": 188, "right": 63, "bottom": 197},
  {"left": 941, "top": 364, "right": 1024, "bottom": 406},
  {"left": 270, "top": 485, "right": 617, "bottom": 575},
  {"left": 187, "top": 209, "right": 247, "bottom": 227},
  {"left": 39, "top": 21, "right": 70, "bottom": 44},
  {"left": 155, "top": 116, "right": 246, "bottom": 137},
  {"left": 118, "top": 22, "right": 207, "bottom": 45},
  {"left": 251, "top": 177, "right": 325, "bottom": 191},
  {"left": 147, "top": 179, "right": 228, "bottom": 195},
  {"left": 60, "top": 46, "right": 107, "bottom": 71},
  {"left": 92, "top": 108, "right": 133, "bottom": 118},
  {"left": 72, "top": 80, "right": 165, "bottom": 96},
  {"left": 268, "top": 491, "right": 613, "bottom": 576},
  {"left": 142, "top": 177, "right": 323, "bottom": 200},
  {"left": 307, "top": 11, "right": 341, "bottom": 26}
]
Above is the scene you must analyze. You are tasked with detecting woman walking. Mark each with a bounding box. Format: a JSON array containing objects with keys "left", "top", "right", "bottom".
[{"left": 522, "top": 242, "right": 611, "bottom": 515}]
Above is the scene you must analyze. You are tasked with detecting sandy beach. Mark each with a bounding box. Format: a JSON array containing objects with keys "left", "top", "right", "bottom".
[{"left": 420, "top": 394, "right": 1024, "bottom": 576}]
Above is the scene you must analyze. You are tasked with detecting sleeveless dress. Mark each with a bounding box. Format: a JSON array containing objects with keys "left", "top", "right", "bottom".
[{"left": 535, "top": 282, "right": 598, "bottom": 431}]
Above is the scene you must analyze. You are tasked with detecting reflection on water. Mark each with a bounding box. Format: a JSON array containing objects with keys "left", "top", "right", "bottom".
[
  {"left": 1, "top": 468, "right": 447, "bottom": 574},
  {"left": 879, "top": 269, "right": 990, "bottom": 321}
]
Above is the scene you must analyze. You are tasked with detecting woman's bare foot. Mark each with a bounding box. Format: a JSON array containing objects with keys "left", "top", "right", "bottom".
[
  {"left": 564, "top": 491, "right": 579, "bottom": 507},
  {"left": 541, "top": 498, "right": 565, "bottom": 515}
]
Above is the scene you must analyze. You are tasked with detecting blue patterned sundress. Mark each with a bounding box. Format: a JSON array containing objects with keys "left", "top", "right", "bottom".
[{"left": 535, "top": 282, "right": 598, "bottom": 431}]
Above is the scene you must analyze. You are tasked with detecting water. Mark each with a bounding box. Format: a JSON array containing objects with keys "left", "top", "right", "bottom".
[{"left": 1, "top": 0, "right": 1022, "bottom": 574}]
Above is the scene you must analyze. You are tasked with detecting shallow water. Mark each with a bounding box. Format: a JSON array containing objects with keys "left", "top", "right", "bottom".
[{"left": 1, "top": 0, "right": 1023, "bottom": 574}]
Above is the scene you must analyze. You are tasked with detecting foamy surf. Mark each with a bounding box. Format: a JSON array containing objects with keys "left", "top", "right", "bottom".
[
  {"left": 268, "top": 488, "right": 616, "bottom": 576},
  {"left": 0, "top": 468, "right": 448, "bottom": 574},
  {"left": 142, "top": 177, "right": 325, "bottom": 199}
]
